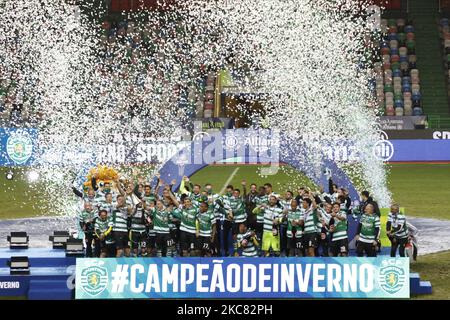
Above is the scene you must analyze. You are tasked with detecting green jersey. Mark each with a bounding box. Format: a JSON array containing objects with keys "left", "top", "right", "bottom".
[
  {"left": 280, "top": 199, "right": 293, "bottom": 226},
  {"left": 152, "top": 208, "right": 172, "bottom": 234},
  {"left": 130, "top": 206, "right": 146, "bottom": 233},
  {"left": 331, "top": 211, "right": 348, "bottom": 241},
  {"left": 84, "top": 194, "right": 102, "bottom": 209},
  {"left": 197, "top": 207, "right": 216, "bottom": 237},
  {"left": 252, "top": 195, "right": 269, "bottom": 224},
  {"left": 219, "top": 193, "right": 234, "bottom": 222},
  {"left": 387, "top": 212, "right": 408, "bottom": 239},
  {"left": 99, "top": 202, "right": 116, "bottom": 215},
  {"left": 302, "top": 208, "right": 319, "bottom": 235},
  {"left": 79, "top": 209, "right": 96, "bottom": 225},
  {"left": 236, "top": 232, "right": 258, "bottom": 257},
  {"left": 286, "top": 208, "right": 303, "bottom": 238},
  {"left": 95, "top": 217, "right": 113, "bottom": 244},
  {"left": 262, "top": 205, "right": 283, "bottom": 232},
  {"left": 359, "top": 213, "right": 380, "bottom": 243},
  {"left": 229, "top": 196, "right": 247, "bottom": 224},
  {"left": 79, "top": 209, "right": 97, "bottom": 233},
  {"left": 189, "top": 192, "right": 203, "bottom": 206},
  {"left": 170, "top": 208, "right": 182, "bottom": 230},
  {"left": 142, "top": 193, "right": 157, "bottom": 205},
  {"left": 111, "top": 205, "right": 130, "bottom": 233},
  {"left": 180, "top": 206, "right": 198, "bottom": 234}
]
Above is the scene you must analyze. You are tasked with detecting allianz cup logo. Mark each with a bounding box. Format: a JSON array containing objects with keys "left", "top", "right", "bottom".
[
  {"left": 373, "top": 130, "right": 394, "bottom": 162},
  {"left": 6, "top": 131, "right": 33, "bottom": 165},
  {"left": 80, "top": 263, "right": 109, "bottom": 296},
  {"left": 378, "top": 260, "right": 407, "bottom": 294}
]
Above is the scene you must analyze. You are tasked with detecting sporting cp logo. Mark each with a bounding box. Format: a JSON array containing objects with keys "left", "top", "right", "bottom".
[
  {"left": 80, "top": 266, "right": 109, "bottom": 296},
  {"left": 378, "top": 265, "right": 407, "bottom": 294},
  {"left": 6, "top": 131, "right": 33, "bottom": 165}
]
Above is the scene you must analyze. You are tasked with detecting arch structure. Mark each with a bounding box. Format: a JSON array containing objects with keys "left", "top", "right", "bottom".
[{"left": 158, "top": 128, "right": 360, "bottom": 244}]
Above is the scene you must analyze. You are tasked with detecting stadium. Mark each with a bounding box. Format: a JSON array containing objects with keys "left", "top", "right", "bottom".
[{"left": 0, "top": 0, "right": 449, "bottom": 303}]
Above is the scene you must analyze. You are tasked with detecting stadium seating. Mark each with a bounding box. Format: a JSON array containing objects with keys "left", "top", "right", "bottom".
[
  {"left": 438, "top": 17, "right": 450, "bottom": 99},
  {"left": 375, "top": 19, "right": 423, "bottom": 116}
]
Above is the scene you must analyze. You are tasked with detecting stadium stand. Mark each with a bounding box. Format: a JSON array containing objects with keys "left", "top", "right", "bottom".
[
  {"left": 375, "top": 18, "right": 423, "bottom": 116},
  {"left": 409, "top": 0, "right": 450, "bottom": 128},
  {"left": 99, "top": 17, "right": 208, "bottom": 120}
]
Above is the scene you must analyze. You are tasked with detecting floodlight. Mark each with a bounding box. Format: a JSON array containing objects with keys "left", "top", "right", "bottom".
[{"left": 5, "top": 170, "right": 14, "bottom": 180}]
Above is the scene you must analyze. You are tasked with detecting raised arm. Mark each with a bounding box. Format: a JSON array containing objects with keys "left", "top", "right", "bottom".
[
  {"left": 114, "top": 177, "right": 126, "bottom": 196},
  {"left": 179, "top": 176, "right": 190, "bottom": 195},
  {"left": 241, "top": 180, "right": 247, "bottom": 198},
  {"left": 168, "top": 190, "right": 180, "bottom": 208}
]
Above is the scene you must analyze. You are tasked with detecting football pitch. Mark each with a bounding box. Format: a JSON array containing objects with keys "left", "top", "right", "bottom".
[
  {"left": 0, "top": 163, "right": 449, "bottom": 220},
  {"left": 1, "top": 163, "right": 450, "bottom": 299}
]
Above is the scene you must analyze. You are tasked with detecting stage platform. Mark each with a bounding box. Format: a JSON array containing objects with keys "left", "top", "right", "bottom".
[{"left": 0, "top": 248, "right": 432, "bottom": 299}]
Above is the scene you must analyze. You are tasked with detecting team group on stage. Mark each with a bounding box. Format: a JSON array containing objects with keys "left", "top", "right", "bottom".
[{"left": 74, "top": 173, "right": 415, "bottom": 259}]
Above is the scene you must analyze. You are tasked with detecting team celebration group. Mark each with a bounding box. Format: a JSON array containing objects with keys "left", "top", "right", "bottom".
[{"left": 74, "top": 173, "right": 414, "bottom": 259}]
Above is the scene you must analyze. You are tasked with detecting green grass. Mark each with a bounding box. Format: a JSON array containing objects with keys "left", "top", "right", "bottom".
[
  {"left": 386, "top": 164, "right": 450, "bottom": 220},
  {"left": 1, "top": 163, "right": 449, "bottom": 220},
  {"left": 411, "top": 250, "right": 450, "bottom": 300},
  {"left": 0, "top": 167, "right": 49, "bottom": 219},
  {"left": 190, "top": 164, "right": 318, "bottom": 195}
]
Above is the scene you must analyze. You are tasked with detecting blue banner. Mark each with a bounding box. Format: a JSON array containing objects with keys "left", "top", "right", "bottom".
[
  {"left": 1, "top": 127, "right": 450, "bottom": 166},
  {"left": 75, "top": 257, "right": 410, "bottom": 299}
]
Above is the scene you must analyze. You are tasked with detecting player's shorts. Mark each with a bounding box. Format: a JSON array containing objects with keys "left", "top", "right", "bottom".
[
  {"left": 262, "top": 230, "right": 280, "bottom": 252},
  {"left": 295, "top": 237, "right": 304, "bottom": 250},
  {"left": 196, "top": 236, "right": 212, "bottom": 251},
  {"left": 331, "top": 238, "right": 349, "bottom": 256},
  {"left": 97, "top": 239, "right": 107, "bottom": 252},
  {"left": 303, "top": 233, "right": 318, "bottom": 249},
  {"left": 180, "top": 230, "right": 196, "bottom": 251},
  {"left": 106, "top": 242, "right": 116, "bottom": 257},
  {"left": 233, "top": 221, "right": 246, "bottom": 235},
  {"left": 113, "top": 231, "right": 130, "bottom": 250},
  {"left": 130, "top": 231, "right": 147, "bottom": 250},
  {"left": 287, "top": 236, "right": 296, "bottom": 249},
  {"left": 155, "top": 233, "right": 173, "bottom": 248},
  {"left": 147, "top": 234, "right": 156, "bottom": 249},
  {"left": 255, "top": 223, "right": 264, "bottom": 239},
  {"left": 170, "top": 229, "right": 179, "bottom": 244}
]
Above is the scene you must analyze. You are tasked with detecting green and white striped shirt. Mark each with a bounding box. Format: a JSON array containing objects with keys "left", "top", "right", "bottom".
[
  {"left": 111, "top": 206, "right": 130, "bottom": 233},
  {"left": 387, "top": 212, "right": 408, "bottom": 239},
  {"left": 197, "top": 208, "right": 216, "bottom": 237},
  {"left": 280, "top": 199, "right": 293, "bottom": 226},
  {"left": 229, "top": 196, "right": 247, "bottom": 224},
  {"left": 180, "top": 207, "right": 198, "bottom": 234},
  {"left": 130, "top": 206, "right": 146, "bottom": 233},
  {"left": 302, "top": 208, "right": 319, "bottom": 235},
  {"left": 262, "top": 205, "right": 283, "bottom": 232},
  {"left": 252, "top": 195, "right": 269, "bottom": 224},
  {"left": 152, "top": 208, "right": 172, "bottom": 234},
  {"left": 236, "top": 233, "right": 258, "bottom": 257},
  {"left": 331, "top": 212, "right": 348, "bottom": 241},
  {"left": 359, "top": 213, "right": 380, "bottom": 243},
  {"left": 286, "top": 208, "right": 303, "bottom": 238}
]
